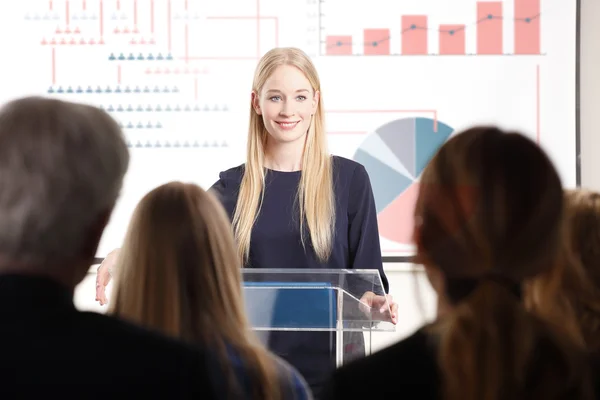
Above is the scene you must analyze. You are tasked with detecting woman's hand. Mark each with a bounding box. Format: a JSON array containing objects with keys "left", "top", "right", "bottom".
[
  {"left": 95, "top": 248, "right": 120, "bottom": 306},
  {"left": 359, "top": 291, "right": 399, "bottom": 325}
]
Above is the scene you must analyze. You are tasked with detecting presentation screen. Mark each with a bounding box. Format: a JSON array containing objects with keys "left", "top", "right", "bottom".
[{"left": 0, "top": 0, "right": 578, "bottom": 258}]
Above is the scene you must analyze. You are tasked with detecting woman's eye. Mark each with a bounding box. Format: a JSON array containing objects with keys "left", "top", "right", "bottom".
[
  {"left": 297, "top": 96, "right": 307, "bottom": 101},
  {"left": 269, "top": 96, "right": 281, "bottom": 101}
]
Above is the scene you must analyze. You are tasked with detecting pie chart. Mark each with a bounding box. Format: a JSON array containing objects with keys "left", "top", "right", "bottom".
[{"left": 353, "top": 117, "right": 454, "bottom": 245}]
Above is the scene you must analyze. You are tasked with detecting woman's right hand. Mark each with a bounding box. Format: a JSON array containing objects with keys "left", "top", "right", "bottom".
[{"left": 95, "top": 248, "right": 120, "bottom": 306}]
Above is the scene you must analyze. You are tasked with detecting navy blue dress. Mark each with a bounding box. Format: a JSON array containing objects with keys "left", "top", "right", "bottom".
[{"left": 210, "top": 155, "right": 389, "bottom": 397}]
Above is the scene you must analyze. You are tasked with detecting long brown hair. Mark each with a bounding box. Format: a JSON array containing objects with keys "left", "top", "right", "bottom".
[
  {"left": 528, "top": 189, "right": 600, "bottom": 352},
  {"left": 415, "top": 127, "right": 593, "bottom": 400},
  {"left": 109, "top": 182, "right": 280, "bottom": 400}
]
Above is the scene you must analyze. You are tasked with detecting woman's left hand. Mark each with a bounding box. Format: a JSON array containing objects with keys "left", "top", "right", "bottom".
[{"left": 359, "top": 291, "right": 398, "bottom": 325}]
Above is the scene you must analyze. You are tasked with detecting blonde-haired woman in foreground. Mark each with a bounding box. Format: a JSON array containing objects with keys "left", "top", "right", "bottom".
[{"left": 107, "top": 181, "right": 312, "bottom": 400}]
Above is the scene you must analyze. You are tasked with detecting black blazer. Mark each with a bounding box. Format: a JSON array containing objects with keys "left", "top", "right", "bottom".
[
  {"left": 0, "top": 274, "right": 220, "bottom": 399},
  {"left": 321, "top": 328, "right": 439, "bottom": 400},
  {"left": 322, "top": 327, "right": 600, "bottom": 400}
]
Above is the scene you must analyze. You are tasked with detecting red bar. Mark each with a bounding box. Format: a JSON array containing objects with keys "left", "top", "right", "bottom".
[
  {"left": 167, "top": 0, "right": 171, "bottom": 53},
  {"left": 402, "top": 15, "right": 427, "bottom": 55},
  {"left": 99, "top": 0, "right": 103, "bottom": 38},
  {"left": 439, "top": 24, "right": 465, "bottom": 55},
  {"left": 477, "top": 2, "right": 502, "bottom": 54},
  {"left": 52, "top": 47, "right": 56, "bottom": 84},
  {"left": 66, "top": 0, "right": 70, "bottom": 27},
  {"left": 133, "top": 0, "right": 138, "bottom": 30},
  {"left": 326, "top": 35, "right": 352, "bottom": 55},
  {"left": 364, "top": 29, "right": 389, "bottom": 55},
  {"left": 515, "top": 0, "right": 540, "bottom": 54},
  {"left": 150, "top": 0, "right": 154, "bottom": 34},
  {"left": 185, "top": 24, "right": 189, "bottom": 63}
]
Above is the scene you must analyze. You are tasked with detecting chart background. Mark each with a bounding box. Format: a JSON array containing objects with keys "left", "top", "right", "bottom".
[{"left": 0, "top": 0, "right": 577, "bottom": 258}]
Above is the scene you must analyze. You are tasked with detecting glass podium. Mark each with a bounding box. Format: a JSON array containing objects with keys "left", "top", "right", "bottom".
[{"left": 241, "top": 268, "right": 396, "bottom": 370}]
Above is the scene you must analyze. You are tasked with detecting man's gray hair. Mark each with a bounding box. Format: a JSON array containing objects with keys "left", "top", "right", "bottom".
[{"left": 0, "top": 96, "right": 129, "bottom": 264}]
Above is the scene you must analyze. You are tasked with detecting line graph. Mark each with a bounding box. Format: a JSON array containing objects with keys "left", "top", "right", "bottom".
[{"left": 314, "top": 0, "right": 543, "bottom": 56}]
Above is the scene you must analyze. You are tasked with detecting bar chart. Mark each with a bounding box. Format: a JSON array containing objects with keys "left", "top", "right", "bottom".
[{"left": 319, "top": 0, "right": 541, "bottom": 56}]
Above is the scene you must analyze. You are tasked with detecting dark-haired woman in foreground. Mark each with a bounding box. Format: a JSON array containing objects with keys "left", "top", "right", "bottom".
[{"left": 322, "top": 127, "right": 595, "bottom": 400}]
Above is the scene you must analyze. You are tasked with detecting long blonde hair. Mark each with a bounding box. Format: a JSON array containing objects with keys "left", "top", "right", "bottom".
[
  {"left": 233, "top": 47, "right": 335, "bottom": 264},
  {"left": 415, "top": 127, "right": 593, "bottom": 400},
  {"left": 109, "top": 182, "right": 280, "bottom": 400},
  {"left": 527, "top": 189, "right": 600, "bottom": 352}
]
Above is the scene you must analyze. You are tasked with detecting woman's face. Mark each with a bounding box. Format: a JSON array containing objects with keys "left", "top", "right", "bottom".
[{"left": 253, "top": 65, "right": 319, "bottom": 146}]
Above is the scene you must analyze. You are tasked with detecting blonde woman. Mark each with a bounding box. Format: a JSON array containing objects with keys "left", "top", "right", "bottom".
[
  {"left": 564, "top": 189, "right": 600, "bottom": 351},
  {"left": 209, "top": 47, "right": 398, "bottom": 398},
  {"left": 107, "top": 182, "right": 312, "bottom": 400},
  {"left": 526, "top": 189, "right": 600, "bottom": 353}
]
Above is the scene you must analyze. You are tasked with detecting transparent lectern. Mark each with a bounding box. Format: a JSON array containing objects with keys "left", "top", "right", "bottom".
[{"left": 242, "top": 268, "right": 396, "bottom": 369}]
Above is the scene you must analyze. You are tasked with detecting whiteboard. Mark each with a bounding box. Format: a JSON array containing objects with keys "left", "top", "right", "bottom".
[{"left": 0, "top": 0, "right": 578, "bottom": 258}]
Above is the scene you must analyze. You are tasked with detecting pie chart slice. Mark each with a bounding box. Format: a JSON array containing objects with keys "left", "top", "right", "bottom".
[
  {"left": 415, "top": 117, "right": 454, "bottom": 176},
  {"left": 378, "top": 183, "right": 420, "bottom": 245},
  {"left": 353, "top": 117, "right": 454, "bottom": 245},
  {"left": 376, "top": 117, "right": 416, "bottom": 177},
  {"left": 354, "top": 149, "right": 412, "bottom": 213},
  {"left": 359, "top": 129, "right": 413, "bottom": 179}
]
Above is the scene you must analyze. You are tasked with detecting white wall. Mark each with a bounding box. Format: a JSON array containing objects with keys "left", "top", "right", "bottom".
[{"left": 580, "top": 0, "right": 600, "bottom": 190}]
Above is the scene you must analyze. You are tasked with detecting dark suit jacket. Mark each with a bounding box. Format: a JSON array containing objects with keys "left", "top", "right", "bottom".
[
  {"left": 321, "top": 328, "right": 439, "bottom": 400},
  {"left": 322, "top": 327, "right": 600, "bottom": 400},
  {"left": 0, "top": 274, "right": 220, "bottom": 399}
]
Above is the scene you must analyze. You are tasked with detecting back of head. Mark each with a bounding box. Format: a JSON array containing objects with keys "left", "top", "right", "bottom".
[
  {"left": 110, "top": 182, "right": 247, "bottom": 341},
  {"left": 548, "top": 189, "right": 600, "bottom": 352},
  {"left": 415, "top": 126, "right": 592, "bottom": 400},
  {"left": 565, "top": 189, "right": 600, "bottom": 293},
  {"left": 0, "top": 96, "right": 129, "bottom": 267},
  {"left": 109, "top": 182, "right": 281, "bottom": 400}
]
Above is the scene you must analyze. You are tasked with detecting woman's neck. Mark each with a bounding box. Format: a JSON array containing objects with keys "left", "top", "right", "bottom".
[{"left": 264, "top": 139, "right": 305, "bottom": 172}]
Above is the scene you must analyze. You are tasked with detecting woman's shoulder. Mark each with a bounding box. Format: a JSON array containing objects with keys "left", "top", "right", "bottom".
[
  {"left": 331, "top": 155, "right": 363, "bottom": 174},
  {"left": 218, "top": 163, "right": 246, "bottom": 182},
  {"left": 269, "top": 353, "right": 313, "bottom": 399},
  {"left": 330, "top": 155, "right": 372, "bottom": 196},
  {"left": 331, "top": 155, "right": 370, "bottom": 180},
  {"left": 331, "top": 327, "right": 437, "bottom": 384},
  {"left": 209, "top": 163, "right": 245, "bottom": 194},
  {"left": 320, "top": 328, "right": 439, "bottom": 399}
]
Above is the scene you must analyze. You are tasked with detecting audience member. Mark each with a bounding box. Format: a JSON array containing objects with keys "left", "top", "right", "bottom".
[
  {"left": 526, "top": 189, "right": 600, "bottom": 353},
  {"left": 107, "top": 181, "right": 312, "bottom": 400},
  {"left": 322, "top": 127, "right": 595, "bottom": 400},
  {"left": 0, "top": 97, "right": 220, "bottom": 399}
]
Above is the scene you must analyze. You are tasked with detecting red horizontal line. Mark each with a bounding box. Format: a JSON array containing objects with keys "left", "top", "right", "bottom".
[
  {"left": 326, "top": 109, "right": 438, "bottom": 131},
  {"left": 326, "top": 109, "right": 436, "bottom": 113},
  {"left": 327, "top": 131, "right": 367, "bottom": 135},
  {"left": 206, "top": 16, "right": 277, "bottom": 20},
  {"left": 180, "top": 56, "right": 257, "bottom": 60}
]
